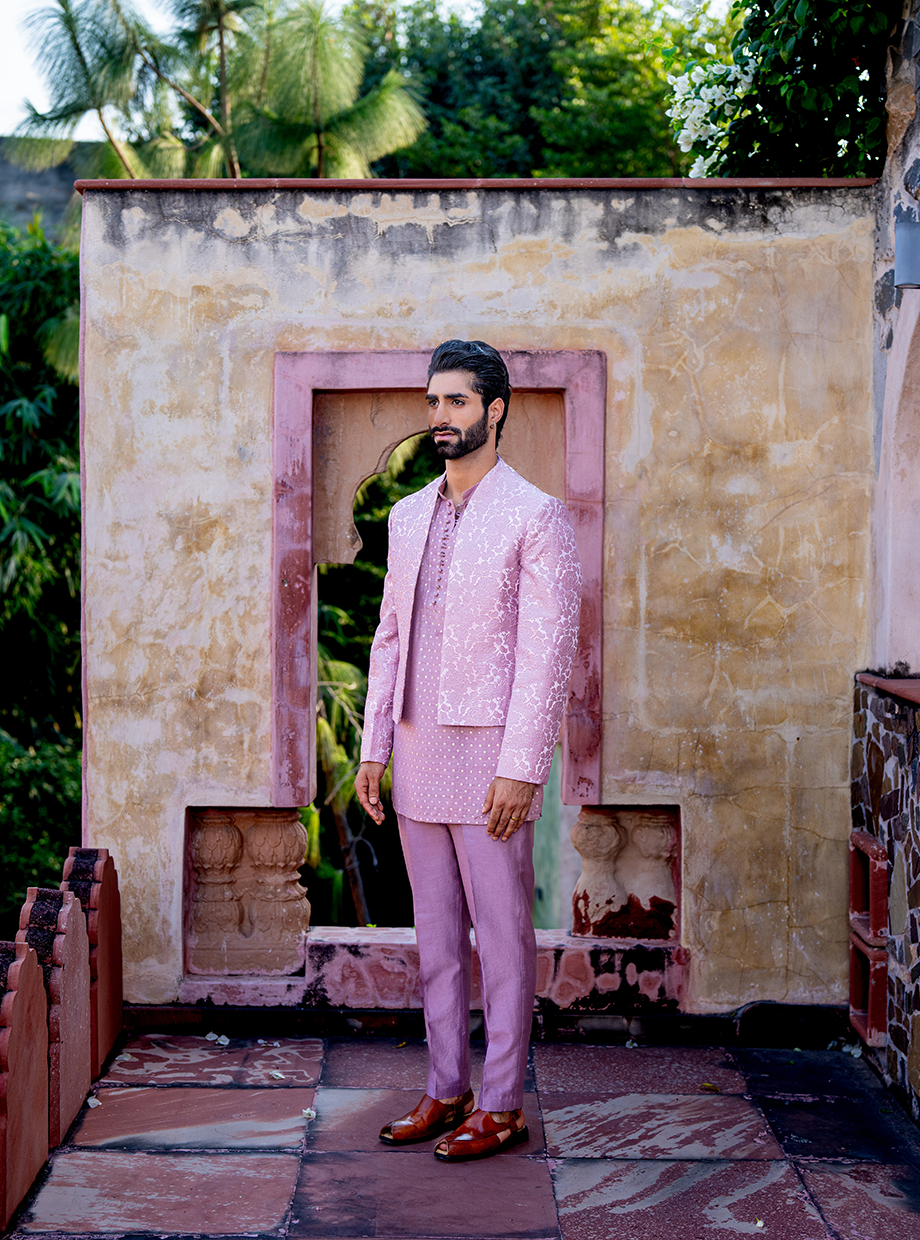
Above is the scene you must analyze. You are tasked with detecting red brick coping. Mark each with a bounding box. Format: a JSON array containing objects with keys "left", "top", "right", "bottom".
[
  {"left": 856, "top": 672, "right": 920, "bottom": 706},
  {"left": 74, "top": 176, "right": 878, "bottom": 193}
]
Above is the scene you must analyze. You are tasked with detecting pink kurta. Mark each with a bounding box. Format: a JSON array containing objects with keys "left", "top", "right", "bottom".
[{"left": 392, "top": 480, "right": 544, "bottom": 824}]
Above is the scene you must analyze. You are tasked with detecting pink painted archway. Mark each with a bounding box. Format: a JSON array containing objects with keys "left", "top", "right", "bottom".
[{"left": 272, "top": 349, "right": 605, "bottom": 808}]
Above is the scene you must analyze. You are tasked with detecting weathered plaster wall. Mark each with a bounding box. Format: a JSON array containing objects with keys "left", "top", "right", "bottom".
[
  {"left": 80, "top": 183, "right": 875, "bottom": 1007},
  {"left": 872, "top": 0, "right": 920, "bottom": 669}
]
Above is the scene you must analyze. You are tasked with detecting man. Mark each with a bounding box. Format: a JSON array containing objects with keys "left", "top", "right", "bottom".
[{"left": 354, "top": 339, "right": 582, "bottom": 1161}]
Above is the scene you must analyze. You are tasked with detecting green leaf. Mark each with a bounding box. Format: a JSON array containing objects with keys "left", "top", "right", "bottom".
[{"left": 0, "top": 314, "right": 8, "bottom": 356}]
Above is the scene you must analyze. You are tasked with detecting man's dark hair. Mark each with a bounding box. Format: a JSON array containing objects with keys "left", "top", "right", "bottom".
[{"left": 428, "top": 340, "right": 511, "bottom": 444}]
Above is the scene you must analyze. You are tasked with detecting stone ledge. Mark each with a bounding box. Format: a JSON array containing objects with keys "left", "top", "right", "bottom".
[
  {"left": 856, "top": 672, "right": 920, "bottom": 705},
  {"left": 177, "top": 927, "right": 687, "bottom": 1012}
]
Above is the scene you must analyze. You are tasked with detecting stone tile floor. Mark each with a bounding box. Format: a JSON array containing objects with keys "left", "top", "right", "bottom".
[{"left": 7, "top": 1034, "right": 920, "bottom": 1239}]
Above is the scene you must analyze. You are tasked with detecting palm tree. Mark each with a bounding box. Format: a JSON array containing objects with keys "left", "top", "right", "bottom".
[
  {"left": 9, "top": 0, "right": 426, "bottom": 180},
  {"left": 233, "top": 0, "right": 425, "bottom": 177},
  {"left": 14, "top": 0, "right": 146, "bottom": 178}
]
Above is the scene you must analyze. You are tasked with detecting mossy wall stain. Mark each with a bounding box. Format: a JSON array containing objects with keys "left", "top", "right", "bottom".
[{"left": 80, "top": 186, "right": 874, "bottom": 1007}]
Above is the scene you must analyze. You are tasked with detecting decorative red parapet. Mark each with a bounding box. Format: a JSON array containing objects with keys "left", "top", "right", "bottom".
[
  {"left": 0, "top": 941, "right": 49, "bottom": 1230},
  {"left": 16, "top": 890, "right": 91, "bottom": 1146},
  {"left": 61, "top": 848, "right": 124, "bottom": 1078},
  {"left": 849, "top": 829, "right": 889, "bottom": 947}
]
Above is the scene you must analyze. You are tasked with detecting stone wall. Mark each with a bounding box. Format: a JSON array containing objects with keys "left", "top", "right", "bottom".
[
  {"left": 79, "top": 180, "right": 875, "bottom": 1009},
  {"left": 851, "top": 680, "right": 920, "bottom": 1120}
]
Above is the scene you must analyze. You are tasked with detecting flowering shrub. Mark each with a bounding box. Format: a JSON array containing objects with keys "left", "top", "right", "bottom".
[
  {"left": 667, "top": 48, "right": 755, "bottom": 177},
  {"left": 666, "top": 1, "right": 898, "bottom": 178}
]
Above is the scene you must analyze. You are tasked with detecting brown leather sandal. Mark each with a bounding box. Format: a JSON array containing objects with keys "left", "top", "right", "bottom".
[
  {"left": 379, "top": 1089, "right": 475, "bottom": 1145},
  {"left": 433, "top": 1107, "right": 528, "bottom": 1161}
]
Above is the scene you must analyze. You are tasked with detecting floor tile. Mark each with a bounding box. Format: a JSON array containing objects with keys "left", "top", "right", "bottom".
[
  {"left": 552, "top": 1158, "right": 827, "bottom": 1240},
  {"left": 21, "top": 1150, "right": 300, "bottom": 1233},
  {"left": 72, "top": 1086, "right": 316, "bottom": 1148},
  {"left": 320, "top": 1038, "right": 535, "bottom": 1092},
  {"left": 797, "top": 1161, "right": 920, "bottom": 1240},
  {"left": 533, "top": 1043, "right": 746, "bottom": 1095},
  {"left": 733, "top": 1048, "right": 886, "bottom": 1100},
  {"left": 541, "top": 1092, "right": 781, "bottom": 1159},
  {"left": 99, "top": 1034, "right": 324, "bottom": 1087},
  {"left": 305, "top": 1087, "right": 543, "bottom": 1155},
  {"left": 759, "top": 1093, "right": 920, "bottom": 1163},
  {"left": 290, "top": 1150, "right": 559, "bottom": 1238}
]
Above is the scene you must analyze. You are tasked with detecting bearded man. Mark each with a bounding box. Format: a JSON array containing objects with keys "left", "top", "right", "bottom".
[{"left": 354, "top": 339, "right": 582, "bottom": 1161}]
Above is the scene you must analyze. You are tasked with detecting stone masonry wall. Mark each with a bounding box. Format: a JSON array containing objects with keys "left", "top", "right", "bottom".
[{"left": 851, "top": 682, "right": 920, "bottom": 1120}]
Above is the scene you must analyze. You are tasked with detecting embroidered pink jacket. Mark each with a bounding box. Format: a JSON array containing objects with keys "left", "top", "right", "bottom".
[{"left": 361, "top": 456, "right": 582, "bottom": 786}]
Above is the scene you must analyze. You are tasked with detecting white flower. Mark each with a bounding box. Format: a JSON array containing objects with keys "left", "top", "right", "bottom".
[{"left": 705, "top": 42, "right": 717, "bottom": 54}]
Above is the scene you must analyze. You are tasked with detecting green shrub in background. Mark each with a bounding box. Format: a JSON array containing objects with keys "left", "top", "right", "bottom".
[
  {"left": 0, "top": 217, "right": 81, "bottom": 931},
  {"left": 0, "top": 730, "right": 82, "bottom": 938}
]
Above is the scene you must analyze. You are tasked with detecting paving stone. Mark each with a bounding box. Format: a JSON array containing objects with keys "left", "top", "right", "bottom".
[
  {"left": 320, "top": 1038, "right": 535, "bottom": 1092},
  {"left": 541, "top": 1092, "right": 781, "bottom": 1159},
  {"left": 72, "top": 1085, "right": 316, "bottom": 1148},
  {"left": 552, "top": 1158, "right": 827, "bottom": 1240},
  {"left": 99, "top": 1034, "right": 324, "bottom": 1086},
  {"left": 290, "top": 1149, "right": 559, "bottom": 1238},
  {"left": 20, "top": 1150, "right": 300, "bottom": 1233},
  {"left": 797, "top": 1161, "right": 920, "bottom": 1239},
  {"left": 305, "top": 1087, "right": 543, "bottom": 1155},
  {"left": 733, "top": 1048, "right": 886, "bottom": 1099},
  {"left": 532, "top": 1043, "right": 746, "bottom": 1095},
  {"left": 758, "top": 1093, "right": 920, "bottom": 1163}
]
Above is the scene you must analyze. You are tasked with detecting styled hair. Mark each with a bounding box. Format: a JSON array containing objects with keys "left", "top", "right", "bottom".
[{"left": 428, "top": 339, "right": 511, "bottom": 444}]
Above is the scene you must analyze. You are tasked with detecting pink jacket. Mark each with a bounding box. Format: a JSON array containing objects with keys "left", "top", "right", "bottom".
[{"left": 361, "top": 457, "right": 582, "bottom": 786}]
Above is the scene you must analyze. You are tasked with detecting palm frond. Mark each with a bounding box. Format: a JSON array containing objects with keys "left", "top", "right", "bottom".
[
  {"left": 1, "top": 136, "right": 75, "bottom": 172},
  {"left": 327, "top": 68, "right": 426, "bottom": 164},
  {"left": 268, "top": 0, "right": 366, "bottom": 124},
  {"left": 41, "top": 303, "right": 81, "bottom": 384}
]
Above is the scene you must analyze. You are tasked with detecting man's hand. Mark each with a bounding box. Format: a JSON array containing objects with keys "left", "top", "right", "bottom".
[
  {"left": 355, "top": 761, "right": 386, "bottom": 825},
  {"left": 483, "top": 777, "right": 536, "bottom": 841}
]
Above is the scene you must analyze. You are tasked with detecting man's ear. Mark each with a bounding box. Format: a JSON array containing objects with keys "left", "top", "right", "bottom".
[{"left": 489, "top": 397, "right": 504, "bottom": 425}]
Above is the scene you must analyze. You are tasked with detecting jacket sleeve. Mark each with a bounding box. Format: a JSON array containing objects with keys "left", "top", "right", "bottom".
[
  {"left": 495, "top": 498, "right": 582, "bottom": 786},
  {"left": 360, "top": 512, "right": 400, "bottom": 767}
]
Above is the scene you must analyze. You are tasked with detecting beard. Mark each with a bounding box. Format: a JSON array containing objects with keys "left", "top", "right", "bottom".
[{"left": 430, "top": 406, "right": 490, "bottom": 459}]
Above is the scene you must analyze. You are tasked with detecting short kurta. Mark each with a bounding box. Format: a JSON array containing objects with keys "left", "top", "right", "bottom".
[{"left": 391, "top": 480, "right": 544, "bottom": 825}]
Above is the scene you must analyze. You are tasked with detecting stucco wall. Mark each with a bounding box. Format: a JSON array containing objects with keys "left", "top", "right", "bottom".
[{"left": 79, "top": 182, "right": 875, "bottom": 1007}]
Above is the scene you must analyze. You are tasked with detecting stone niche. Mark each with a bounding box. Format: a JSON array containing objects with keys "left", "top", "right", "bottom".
[
  {"left": 571, "top": 806, "right": 680, "bottom": 941},
  {"left": 185, "top": 808, "right": 310, "bottom": 976}
]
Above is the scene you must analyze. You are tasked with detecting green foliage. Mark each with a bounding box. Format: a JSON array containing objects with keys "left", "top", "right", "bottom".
[
  {"left": 0, "top": 219, "right": 82, "bottom": 936},
  {"left": 534, "top": 0, "right": 734, "bottom": 177},
  {"left": 0, "top": 219, "right": 81, "bottom": 745},
  {"left": 12, "top": 0, "right": 426, "bottom": 180},
  {"left": 350, "top": 0, "right": 722, "bottom": 178},
  {"left": 351, "top": 0, "right": 565, "bottom": 178},
  {"left": 0, "top": 731, "right": 82, "bottom": 938},
  {"left": 668, "top": 0, "right": 900, "bottom": 176}
]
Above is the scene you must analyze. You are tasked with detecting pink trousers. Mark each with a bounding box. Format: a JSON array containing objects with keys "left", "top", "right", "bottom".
[{"left": 397, "top": 815, "right": 537, "bottom": 1111}]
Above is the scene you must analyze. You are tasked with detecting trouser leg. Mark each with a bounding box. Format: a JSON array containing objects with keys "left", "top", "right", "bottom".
[
  {"left": 397, "top": 814, "right": 472, "bottom": 1100},
  {"left": 451, "top": 821, "right": 536, "bottom": 1112}
]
